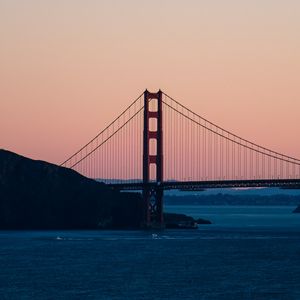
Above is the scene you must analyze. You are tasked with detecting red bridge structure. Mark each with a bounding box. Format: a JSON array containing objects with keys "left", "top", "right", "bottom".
[{"left": 62, "top": 90, "right": 300, "bottom": 228}]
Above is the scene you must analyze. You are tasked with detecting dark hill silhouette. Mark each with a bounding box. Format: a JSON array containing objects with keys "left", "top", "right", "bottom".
[{"left": 0, "top": 149, "right": 143, "bottom": 229}]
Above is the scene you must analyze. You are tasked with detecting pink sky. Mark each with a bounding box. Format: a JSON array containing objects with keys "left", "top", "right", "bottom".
[{"left": 1, "top": 0, "right": 300, "bottom": 164}]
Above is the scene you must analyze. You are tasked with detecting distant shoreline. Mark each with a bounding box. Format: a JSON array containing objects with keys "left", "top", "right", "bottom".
[{"left": 164, "top": 194, "right": 300, "bottom": 206}]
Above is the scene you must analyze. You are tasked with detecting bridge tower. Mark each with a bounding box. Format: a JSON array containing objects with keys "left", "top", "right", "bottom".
[{"left": 143, "top": 90, "right": 164, "bottom": 228}]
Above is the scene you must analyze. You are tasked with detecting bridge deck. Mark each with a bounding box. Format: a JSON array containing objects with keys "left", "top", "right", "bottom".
[{"left": 108, "top": 179, "right": 300, "bottom": 191}]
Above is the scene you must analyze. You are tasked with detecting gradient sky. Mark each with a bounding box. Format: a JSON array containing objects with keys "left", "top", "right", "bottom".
[{"left": 1, "top": 0, "right": 299, "bottom": 164}]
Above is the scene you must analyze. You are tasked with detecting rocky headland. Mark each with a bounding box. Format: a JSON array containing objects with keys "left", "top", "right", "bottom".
[{"left": 0, "top": 149, "right": 143, "bottom": 229}]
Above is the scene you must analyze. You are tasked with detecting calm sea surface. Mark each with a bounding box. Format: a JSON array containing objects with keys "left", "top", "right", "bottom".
[{"left": 0, "top": 205, "right": 300, "bottom": 300}]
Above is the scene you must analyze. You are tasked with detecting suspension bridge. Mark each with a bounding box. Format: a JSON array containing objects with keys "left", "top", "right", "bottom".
[{"left": 61, "top": 90, "right": 300, "bottom": 228}]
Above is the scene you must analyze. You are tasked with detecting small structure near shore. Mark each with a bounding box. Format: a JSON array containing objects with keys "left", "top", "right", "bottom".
[
  {"left": 164, "top": 213, "right": 211, "bottom": 229},
  {"left": 293, "top": 205, "right": 300, "bottom": 213}
]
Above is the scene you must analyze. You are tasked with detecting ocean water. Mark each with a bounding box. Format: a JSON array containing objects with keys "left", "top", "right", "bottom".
[{"left": 0, "top": 205, "right": 300, "bottom": 300}]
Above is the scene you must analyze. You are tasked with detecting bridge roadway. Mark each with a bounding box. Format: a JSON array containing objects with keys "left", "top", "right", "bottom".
[{"left": 109, "top": 179, "right": 300, "bottom": 191}]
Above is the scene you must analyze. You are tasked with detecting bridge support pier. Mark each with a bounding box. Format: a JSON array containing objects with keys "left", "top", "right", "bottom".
[{"left": 143, "top": 90, "right": 164, "bottom": 229}]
